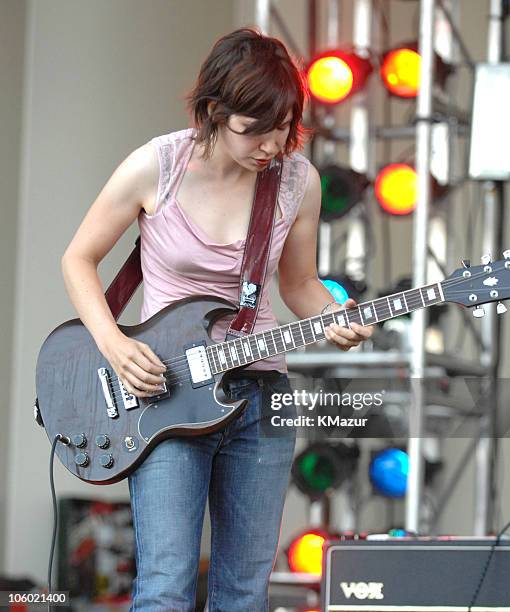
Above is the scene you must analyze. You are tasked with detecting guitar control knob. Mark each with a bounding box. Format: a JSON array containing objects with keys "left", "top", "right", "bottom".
[
  {"left": 481, "top": 254, "right": 492, "bottom": 265},
  {"left": 74, "top": 452, "right": 89, "bottom": 467},
  {"left": 99, "top": 454, "right": 114, "bottom": 469},
  {"left": 503, "top": 249, "right": 510, "bottom": 260},
  {"left": 96, "top": 434, "right": 110, "bottom": 449},
  {"left": 72, "top": 433, "right": 87, "bottom": 448},
  {"left": 461, "top": 259, "right": 471, "bottom": 268}
]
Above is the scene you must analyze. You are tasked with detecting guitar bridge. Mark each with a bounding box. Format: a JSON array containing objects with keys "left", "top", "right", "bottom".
[{"left": 97, "top": 367, "right": 119, "bottom": 418}]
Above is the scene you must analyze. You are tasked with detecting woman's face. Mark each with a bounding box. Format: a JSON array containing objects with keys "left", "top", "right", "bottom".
[{"left": 217, "top": 109, "right": 293, "bottom": 171}]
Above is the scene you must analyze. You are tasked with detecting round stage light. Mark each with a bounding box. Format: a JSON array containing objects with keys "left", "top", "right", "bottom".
[
  {"left": 287, "top": 529, "right": 328, "bottom": 575},
  {"left": 307, "top": 51, "right": 373, "bottom": 105},
  {"left": 375, "top": 163, "right": 417, "bottom": 215},
  {"left": 369, "top": 448, "right": 409, "bottom": 498},
  {"left": 320, "top": 165, "right": 370, "bottom": 221},
  {"left": 381, "top": 47, "right": 421, "bottom": 98},
  {"left": 320, "top": 279, "right": 349, "bottom": 305}
]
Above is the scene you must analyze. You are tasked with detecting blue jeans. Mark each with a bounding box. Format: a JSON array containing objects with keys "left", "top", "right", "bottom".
[{"left": 128, "top": 372, "right": 297, "bottom": 612}]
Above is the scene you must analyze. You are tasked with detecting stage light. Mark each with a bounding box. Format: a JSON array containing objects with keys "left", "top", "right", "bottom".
[
  {"left": 291, "top": 442, "right": 360, "bottom": 500},
  {"left": 369, "top": 448, "right": 409, "bottom": 498},
  {"left": 319, "top": 164, "right": 370, "bottom": 221},
  {"left": 375, "top": 163, "right": 417, "bottom": 215},
  {"left": 320, "top": 274, "right": 366, "bottom": 305},
  {"left": 287, "top": 528, "right": 329, "bottom": 575},
  {"left": 307, "top": 51, "right": 373, "bottom": 105},
  {"left": 320, "top": 279, "right": 349, "bottom": 304},
  {"left": 381, "top": 47, "right": 421, "bottom": 98}
]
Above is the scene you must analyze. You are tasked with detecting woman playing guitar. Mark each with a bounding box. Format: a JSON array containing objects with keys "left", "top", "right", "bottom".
[{"left": 61, "top": 28, "right": 373, "bottom": 612}]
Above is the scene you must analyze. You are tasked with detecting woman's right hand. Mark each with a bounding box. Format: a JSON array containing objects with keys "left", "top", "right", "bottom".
[{"left": 100, "top": 331, "right": 167, "bottom": 398}]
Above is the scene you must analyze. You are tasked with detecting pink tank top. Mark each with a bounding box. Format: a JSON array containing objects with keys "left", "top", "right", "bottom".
[{"left": 138, "top": 128, "right": 311, "bottom": 373}]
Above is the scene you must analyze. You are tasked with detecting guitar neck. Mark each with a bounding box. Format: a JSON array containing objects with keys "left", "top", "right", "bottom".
[{"left": 206, "top": 281, "right": 445, "bottom": 374}]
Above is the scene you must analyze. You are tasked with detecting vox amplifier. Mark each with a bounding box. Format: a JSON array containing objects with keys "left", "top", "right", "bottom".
[{"left": 322, "top": 538, "right": 510, "bottom": 611}]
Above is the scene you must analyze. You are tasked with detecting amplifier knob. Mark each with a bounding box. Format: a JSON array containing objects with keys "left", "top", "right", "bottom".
[
  {"left": 74, "top": 452, "right": 89, "bottom": 467},
  {"left": 95, "top": 434, "right": 110, "bottom": 449},
  {"left": 72, "top": 433, "right": 87, "bottom": 448},
  {"left": 99, "top": 454, "right": 114, "bottom": 469}
]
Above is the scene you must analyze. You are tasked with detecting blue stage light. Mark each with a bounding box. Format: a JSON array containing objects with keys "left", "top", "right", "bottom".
[
  {"left": 320, "top": 279, "right": 349, "bottom": 304},
  {"left": 369, "top": 448, "right": 409, "bottom": 498}
]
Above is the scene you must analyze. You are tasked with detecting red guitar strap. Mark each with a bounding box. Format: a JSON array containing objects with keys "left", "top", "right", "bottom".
[
  {"left": 105, "top": 157, "right": 283, "bottom": 328},
  {"left": 226, "top": 156, "right": 283, "bottom": 339}
]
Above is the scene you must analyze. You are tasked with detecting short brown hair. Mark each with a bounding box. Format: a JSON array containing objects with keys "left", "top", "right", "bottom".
[{"left": 187, "top": 28, "right": 309, "bottom": 158}]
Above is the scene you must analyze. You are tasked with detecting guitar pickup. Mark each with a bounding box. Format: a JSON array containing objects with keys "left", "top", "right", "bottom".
[
  {"left": 97, "top": 367, "right": 119, "bottom": 418},
  {"left": 119, "top": 380, "right": 139, "bottom": 410}
]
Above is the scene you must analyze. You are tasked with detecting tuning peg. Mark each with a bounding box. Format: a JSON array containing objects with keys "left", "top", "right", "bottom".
[
  {"left": 472, "top": 307, "right": 485, "bottom": 318},
  {"left": 481, "top": 254, "right": 492, "bottom": 265},
  {"left": 461, "top": 259, "right": 471, "bottom": 268},
  {"left": 503, "top": 249, "right": 510, "bottom": 260},
  {"left": 497, "top": 302, "right": 507, "bottom": 315}
]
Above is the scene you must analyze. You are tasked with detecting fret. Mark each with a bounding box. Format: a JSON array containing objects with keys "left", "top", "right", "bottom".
[
  {"left": 321, "top": 312, "right": 336, "bottom": 330},
  {"left": 217, "top": 346, "right": 227, "bottom": 368},
  {"left": 332, "top": 310, "right": 348, "bottom": 328},
  {"left": 264, "top": 330, "right": 277, "bottom": 355},
  {"left": 208, "top": 346, "right": 220, "bottom": 374},
  {"left": 242, "top": 338, "right": 252, "bottom": 359},
  {"left": 228, "top": 342, "right": 239, "bottom": 366},
  {"left": 281, "top": 324, "right": 295, "bottom": 349},
  {"left": 342, "top": 309, "right": 352, "bottom": 329},
  {"left": 273, "top": 328, "right": 285, "bottom": 353},
  {"left": 360, "top": 301, "right": 378, "bottom": 323},
  {"left": 347, "top": 307, "right": 362, "bottom": 326},
  {"left": 249, "top": 335, "right": 261, "bottom": 361},
  {"left": 222, "top": 343, "right": 234, "bottom": 369},
  {"left": 388, "top": 293, "right": 407, "bottom": 315},
  {"left": 233, "top": 339, "right": 247, "bottom": 366},
  {"left": 311, "top": 316, "right": 325, "bottom": 339},
  {"left": 419, "top": 287, "right": 426, "bottom": 307},
  {"left": 374, "top": 297, "right": 391, "bottom": 321},
  {"left": 290, "top": 321, "right": 305, "bottom": 347},
  {"left": 421, "top": 282, "right": 443, "bottom": 306},
  {"left": 402, "top": 292, "right": 409, "bottom": 312},
  {"left": 386, "top": 296, "right": 393, "bottom": 317},
  {"left": 300, "top": 319, "right": 314, "bottom": 343},
  {"left": 405, "top": 288, "right": 422, "bottom": 312},
  {"left": 256, "top": 333, "right": 268, "bottom": 355}
]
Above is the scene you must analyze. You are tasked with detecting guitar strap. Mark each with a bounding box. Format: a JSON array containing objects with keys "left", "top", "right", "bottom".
[{"left": 105, "top": 156, "right": 283, "bottom": 329}]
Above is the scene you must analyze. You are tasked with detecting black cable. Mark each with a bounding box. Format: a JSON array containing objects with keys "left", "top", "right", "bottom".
[
  {"left": 468, "top": 519, "right": 510, "bottom": 611},
  {"left": 48, "top": 434, "right": 69, "bottom": 612}
]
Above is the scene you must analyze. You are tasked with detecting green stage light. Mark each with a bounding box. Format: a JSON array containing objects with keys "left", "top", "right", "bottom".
[{"left": 320, "top": 165, "right": 370, "bottom": 221}]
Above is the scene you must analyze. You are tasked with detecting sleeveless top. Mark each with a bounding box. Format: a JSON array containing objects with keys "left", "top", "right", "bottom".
[{"left": 138, "top": 128, "right": 311, "bottom": 373}]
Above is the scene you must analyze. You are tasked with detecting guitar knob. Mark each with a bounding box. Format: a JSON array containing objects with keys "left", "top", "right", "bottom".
[
  {"left": 481, "top": 254, "right": 492, "bottom": 265},
  {"left": 96, "top": 434, "right": 110, "bottom": 449},
  {"left": 461, "top": 258, "right": 471, "bottom": 268},
  {"left": 497, "top": 302, "right": 507, "bottom": 315},
  {"left": 472, "top": 307, "right": 485, "bottom": 318},
  {"left": 72, "top": 433, "right": 87, "bottom": 448},
  {"left": 99, "top": 454, "right": 114, "bottom": 469},
  {"left": 503, "top": 249, "right": 510, "bottom": 260},
  {"left": 74, "top": 452, "right": 89, "bottom": 467}
]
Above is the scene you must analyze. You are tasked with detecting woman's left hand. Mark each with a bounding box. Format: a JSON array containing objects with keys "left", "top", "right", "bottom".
[{"left": 324, "top": 298, "right": 374, "bottom": 351}]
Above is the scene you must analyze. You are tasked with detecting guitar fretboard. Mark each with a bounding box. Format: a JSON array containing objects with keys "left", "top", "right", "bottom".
[{"left": 206, "top": 282, "right": 445, "bottom": 374}]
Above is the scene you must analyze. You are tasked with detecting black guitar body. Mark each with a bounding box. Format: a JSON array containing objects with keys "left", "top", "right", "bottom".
[{"left": 36, "top": 296, "right": 247, "bottom": 485}]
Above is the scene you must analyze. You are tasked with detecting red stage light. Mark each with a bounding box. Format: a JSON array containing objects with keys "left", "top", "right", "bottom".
[
  {"left": 375, "top": 163, "right": 417, "bottom": 215},
  {"left": 381, "top": 47, "right": 421, "bottom": 98},
  {"left": 307, "top": 51, "right": 372, "bottom": 105},
  {"left": 287, "top": 529, "right": 328, "bottom": 576}
]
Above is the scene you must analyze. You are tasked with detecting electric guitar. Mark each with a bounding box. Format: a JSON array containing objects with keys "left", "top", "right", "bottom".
[{"left": 35, "top": 253, "right": 510, "bottom": 484}]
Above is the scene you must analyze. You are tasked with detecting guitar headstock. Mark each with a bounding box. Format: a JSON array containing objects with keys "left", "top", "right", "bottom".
[{"left": 441, "top": 251, "right": 510, "bottom": 316}]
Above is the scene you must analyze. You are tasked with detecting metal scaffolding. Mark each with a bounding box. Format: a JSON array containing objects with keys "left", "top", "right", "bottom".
[{"left": 256, "top": 0, "right": 507, "bottom": 541}]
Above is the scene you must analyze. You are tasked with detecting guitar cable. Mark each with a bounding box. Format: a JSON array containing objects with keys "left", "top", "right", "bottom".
[{"left": 48, "top": 433, "right": 70, "bottom": 612}]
